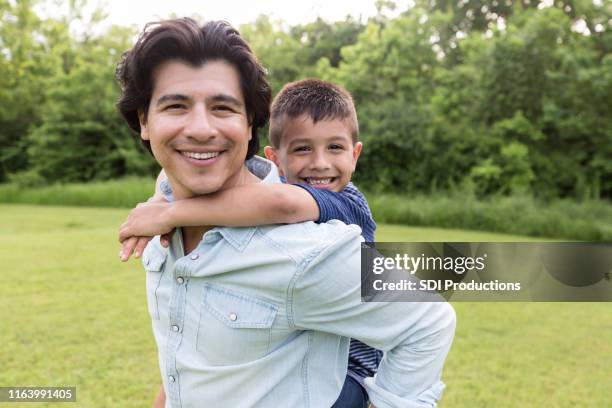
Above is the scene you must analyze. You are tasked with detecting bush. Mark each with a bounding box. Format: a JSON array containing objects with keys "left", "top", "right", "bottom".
[
  {"left": 0, "top": 177, "right": 154, "bottom": 208},
  {"left": 1, "top": 178, "right": 610, "bottom": 241},
  {"left": 367, "top": 193, "right": 612, "bottom": 241}
]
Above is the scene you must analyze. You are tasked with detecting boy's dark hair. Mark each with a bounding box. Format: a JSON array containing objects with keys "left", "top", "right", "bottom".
[
  {"left": 269, "top": 79, "right": 359, "bottom": 148},
  {"left": 115, "top": 18, "right": 271, "bottom": 160}
]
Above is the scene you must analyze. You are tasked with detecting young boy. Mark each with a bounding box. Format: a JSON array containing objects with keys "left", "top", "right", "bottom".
[{"left": 120, "top": 78, "right": 380, "bottom": 407}]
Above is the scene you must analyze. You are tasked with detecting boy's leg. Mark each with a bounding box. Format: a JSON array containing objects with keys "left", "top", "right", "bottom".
[{"left": 332, "top": 376, "right": 369, "bottom": 408}]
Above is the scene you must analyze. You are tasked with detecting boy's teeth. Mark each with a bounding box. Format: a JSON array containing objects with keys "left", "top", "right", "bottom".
[
  {"left": 182, "top": 151, "right": 220, "bottom": 160},
  {"left": 306, "top": 178, "right": 332, "bottom": 185}
]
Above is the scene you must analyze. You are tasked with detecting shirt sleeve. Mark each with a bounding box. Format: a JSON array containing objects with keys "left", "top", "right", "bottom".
[
  {"left": 159, "top": 178, "right": 175, "bottom": 202},
  {"left": 293, "top": 182, "right": 377, "bottom": 241},
  {"left": 289, "top": 226, "right": 456, "bottom": 408}
]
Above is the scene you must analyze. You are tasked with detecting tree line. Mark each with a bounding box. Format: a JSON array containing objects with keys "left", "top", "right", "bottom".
[{"left": 1, "top": 0, "right": 610, "bottom": 200}]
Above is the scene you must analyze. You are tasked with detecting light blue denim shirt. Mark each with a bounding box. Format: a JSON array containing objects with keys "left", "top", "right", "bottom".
[{"left": 145, "top": 157, "right": 456, "bottom": 408}]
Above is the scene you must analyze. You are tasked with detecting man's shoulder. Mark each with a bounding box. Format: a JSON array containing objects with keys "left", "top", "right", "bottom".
[{"left": 257, "top": 220, "right": 363, "bottom": 262}]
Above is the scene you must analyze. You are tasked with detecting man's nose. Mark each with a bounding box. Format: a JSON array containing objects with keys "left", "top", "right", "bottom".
[{"left": 184, "top": 104, "right": 216, "bottom": 141}]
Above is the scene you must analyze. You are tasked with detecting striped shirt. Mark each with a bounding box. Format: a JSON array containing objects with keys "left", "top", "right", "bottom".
[{"left": 293, "top": 181, "right": 383, "bottom": 384}]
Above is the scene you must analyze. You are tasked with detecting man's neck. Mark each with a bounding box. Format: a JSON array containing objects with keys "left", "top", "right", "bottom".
[{"left": 178, "top": 164, "right": 262, "bottom": 255}]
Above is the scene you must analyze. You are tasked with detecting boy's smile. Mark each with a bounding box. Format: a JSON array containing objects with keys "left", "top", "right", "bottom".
[{"left": 266, "top": 115, "right": 362, "bottom": 192}]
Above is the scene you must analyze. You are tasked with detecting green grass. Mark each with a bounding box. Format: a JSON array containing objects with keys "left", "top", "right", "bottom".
[{"left": 1, "top": 204, "right": 610, "bottom": 407}]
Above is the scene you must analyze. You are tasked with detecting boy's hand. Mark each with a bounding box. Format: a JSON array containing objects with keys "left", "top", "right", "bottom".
[
  {"left": 119, "top": 201, "right": 175, "bottom": 241},
  {"left": 118, "top": 201, "right": 175, "bottom": 262}
]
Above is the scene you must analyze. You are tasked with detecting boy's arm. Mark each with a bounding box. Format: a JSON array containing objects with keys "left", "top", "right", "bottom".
[
  {"left": 119, "top": 169, "right": 170, "bottom": 261},
  {"left": 293, "top": 183, "right": 376, "bottom": 240},
  {"left": 119, "top": 183, "right": 320, "bottom": 242},
  {"left": 170, "top": 183, "right": 320, "bottom": 226}
]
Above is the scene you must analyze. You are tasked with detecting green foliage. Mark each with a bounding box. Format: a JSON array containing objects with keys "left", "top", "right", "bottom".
[
  {"left": 0, "top": 1, "right": 157, "bottom": 185},
  {"left": 0, "top": 0, "right": 56, "bottom": 181},
  {"left": 0, "top": 1, "right": 610, "bottom": 200}
]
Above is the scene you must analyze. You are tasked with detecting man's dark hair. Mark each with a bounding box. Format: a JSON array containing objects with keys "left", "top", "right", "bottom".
[
  {"left": 269, "top": 78, "right": 359, "bottom": 148},
  {"left": 116, "top": 18, "right": 271, "bottom": 160}
]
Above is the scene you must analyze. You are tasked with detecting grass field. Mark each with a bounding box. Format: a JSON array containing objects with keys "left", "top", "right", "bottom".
[{"left": 1, "top": 204, "right": 610, "bottom": 407}]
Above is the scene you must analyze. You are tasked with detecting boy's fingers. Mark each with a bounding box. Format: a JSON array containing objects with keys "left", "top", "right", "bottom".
[
  {"left": 118, "top": 222, "right": 131, "bottom": 242},
  {"left": 118, "top": 226, "right": 132, "bottom": 243},
  {"left": 134, "top": 237, "right": 151, "bottom": 259},
  {"left": 120, "top": 237, "right": 138, "bottom": 262},
  {"left": 160, "top": 229, "right": 174, "bottom": 247}
]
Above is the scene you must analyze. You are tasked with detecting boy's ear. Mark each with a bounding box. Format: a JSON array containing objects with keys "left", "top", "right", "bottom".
[
  {"left": 138, "top": 110, "right": 149, "bottom": 140},
  {"left": 352, "top": 142, "right": 363, "bottom": 165},
  {"left": 264, "top": 146, "right": 284, "bottom": 176}
]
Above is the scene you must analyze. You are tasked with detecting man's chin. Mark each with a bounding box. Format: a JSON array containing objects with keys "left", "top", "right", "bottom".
[
  {"left": 190, "top": 184, "right": 224, "bottom": 196},
  {"left": 171, "top": 179, "right": 224, "bottom": 199}
]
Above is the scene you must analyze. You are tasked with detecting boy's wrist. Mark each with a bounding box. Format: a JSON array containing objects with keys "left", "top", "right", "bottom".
[{"left": 164, "top": 201, "right": 180, "bottom": 229}]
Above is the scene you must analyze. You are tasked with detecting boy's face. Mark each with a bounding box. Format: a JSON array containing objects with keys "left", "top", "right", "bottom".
[{"left": 265, "top": 115, "right": 362, "bottom": 192}]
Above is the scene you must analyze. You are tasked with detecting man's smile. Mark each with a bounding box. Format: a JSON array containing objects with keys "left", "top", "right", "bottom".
[
  {"left": 176, "top": 148, "right": 227, "bottom": 168},
  {"left": 180, "top": 151, "right": 223, "bottom": 160}
]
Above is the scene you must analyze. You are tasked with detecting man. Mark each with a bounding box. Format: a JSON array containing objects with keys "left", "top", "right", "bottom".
[{"left": 116, "top": 18, "right": 455, "bottom": 408}]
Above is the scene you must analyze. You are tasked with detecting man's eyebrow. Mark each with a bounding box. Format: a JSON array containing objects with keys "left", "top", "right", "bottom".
[
  {"left": 210, "top": 94, "right": 243, "bottom": 108},
  {"left": 156, "top": 94, "right": 189, "bottom": 106}
]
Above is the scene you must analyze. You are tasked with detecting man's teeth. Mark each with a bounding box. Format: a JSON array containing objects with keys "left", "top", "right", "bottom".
[
  {"left": 182, "top": 151, "right": 220, "bottom": 160},
  {"left": 306, "top": 178, "right": 332, "bottom": 185}
]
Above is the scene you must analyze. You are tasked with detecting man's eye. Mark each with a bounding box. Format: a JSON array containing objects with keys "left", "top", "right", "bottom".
[
  {"left": 164, "top": 104, "right": 184, "bottom": 110},
  {"left": 215, "top": 105, "right": 234, "bottom": 112}
]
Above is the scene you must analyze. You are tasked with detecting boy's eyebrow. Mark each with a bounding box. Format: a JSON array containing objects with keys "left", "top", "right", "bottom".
[
  {"left": 288, "top": 135, "right": 350, "bottom": 146},
  {"left": 326, "top": 135, "right": 351, "bottom": 143}
]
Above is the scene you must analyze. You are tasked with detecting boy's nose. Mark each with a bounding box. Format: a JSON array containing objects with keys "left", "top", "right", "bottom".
[{"left": 310, "top": 152, "right": 331, "bottom": 171}]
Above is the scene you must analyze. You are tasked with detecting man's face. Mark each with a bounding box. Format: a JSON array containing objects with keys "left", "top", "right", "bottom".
[
  {"left": 140, "top": 60, "right": 252, "bottom": 199},
  {"left": 265, "top": 115, "right": 362, "bottom": 192}
]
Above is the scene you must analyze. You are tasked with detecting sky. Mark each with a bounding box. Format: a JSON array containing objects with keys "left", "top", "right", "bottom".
[{"left": 36, "top": 0, "right": 415, "bottom": 33}]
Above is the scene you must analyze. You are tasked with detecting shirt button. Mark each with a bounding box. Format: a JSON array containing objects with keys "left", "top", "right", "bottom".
[
  {"left": 176, "top": 276, "right": 185, "bottom": 284},
  {"left": 229, "top": 313, "right": 237, "bottom": 321},
  {"left": 171, "top": 325, "right": 180, "bottom": 332},
  {"left": 190, "top": 253, "right": 199, "bottom": 260},
  {"left": 168, "top": 375, "right": 175, "bottom": 383}
]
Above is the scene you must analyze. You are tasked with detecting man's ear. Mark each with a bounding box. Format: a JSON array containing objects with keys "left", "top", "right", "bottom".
[
  {"left": 352, "top": 142, "right": 363, "bottom": 165},
  {"left": 138, "top": 110, "right": 149, "bottom": 140},
  {"left": 264, "top": 146, "right": 284, "bottom": 176}
]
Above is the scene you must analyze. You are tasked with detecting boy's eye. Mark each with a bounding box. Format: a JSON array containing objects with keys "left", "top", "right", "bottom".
[
  {"left": 293, "top": 146, "right": 311, "bottom": 152},
  {"left": 329, "top": 144, "right": 344, "bottom": 150}
]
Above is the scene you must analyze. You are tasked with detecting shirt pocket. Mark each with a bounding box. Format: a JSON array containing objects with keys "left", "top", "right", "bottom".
[
  {"left": 197, "top": 284, "right": 278, "bottom": 366},
  {"left": 142, "top": 243, "right": 167, "bottom": 320}
]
